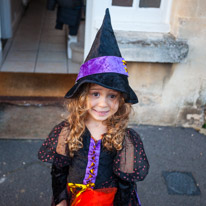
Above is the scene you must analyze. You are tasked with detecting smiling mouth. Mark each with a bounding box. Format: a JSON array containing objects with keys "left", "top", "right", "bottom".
[{"left": 93, "top": 109, "right": 109, "bottom": 115}]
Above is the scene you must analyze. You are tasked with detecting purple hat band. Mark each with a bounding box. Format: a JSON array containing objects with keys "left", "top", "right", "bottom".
[{"left": 76, "top": 56, "right": 128, "bottom": 81}]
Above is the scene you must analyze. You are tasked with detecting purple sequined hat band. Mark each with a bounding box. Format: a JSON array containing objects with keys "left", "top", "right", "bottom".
[{"left": 76, "top": 56, "right": 128, "bottom": 82}]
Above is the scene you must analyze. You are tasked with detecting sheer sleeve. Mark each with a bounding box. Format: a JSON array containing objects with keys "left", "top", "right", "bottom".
[
  {"left": 113, "top": 128, "right": 149, "bottom": 182},
  {"left": 38, "top": 121, "right": 71, "bottom": 166}
]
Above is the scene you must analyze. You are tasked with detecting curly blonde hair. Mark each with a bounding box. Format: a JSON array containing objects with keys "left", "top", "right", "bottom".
[{"left": 64, "top": 84, "right": 132, "bottom": 157}]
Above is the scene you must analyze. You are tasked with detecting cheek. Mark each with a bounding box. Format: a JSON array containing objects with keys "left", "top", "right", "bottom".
[
  {"left": 110, "top": 101, "right": 119, "bottom": 112},
  {"left": 86, "top": 97, "right": 96, "bottom": 109},
  {"left": 114, "top": 104, "right": 119, "bottom": 112}
]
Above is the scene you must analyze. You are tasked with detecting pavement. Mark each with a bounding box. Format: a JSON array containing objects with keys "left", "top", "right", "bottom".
[{"left": 0, "top": 103, "right": 206, "bottom": 206}]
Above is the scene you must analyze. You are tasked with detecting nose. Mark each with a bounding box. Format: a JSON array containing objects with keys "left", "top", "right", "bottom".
[{"left": 98, "top": 96, "right": 108, "bottom": 107}]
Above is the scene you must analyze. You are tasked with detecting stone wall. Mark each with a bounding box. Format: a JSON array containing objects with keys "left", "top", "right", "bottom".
[{"left": 128, "top": 0, "right": 206, "bottom": 128}]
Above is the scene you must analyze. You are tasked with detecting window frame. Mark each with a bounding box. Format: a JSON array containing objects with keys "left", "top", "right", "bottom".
[
  {"left": 92, "top": 0, "right": 172, "bottom": 32},
  {"left": 84, "top": 0, "right": 173, "bottom": 59}
]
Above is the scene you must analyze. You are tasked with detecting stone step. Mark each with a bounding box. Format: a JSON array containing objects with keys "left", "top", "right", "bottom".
[{"left": 0, "top": 72, "right": 77, "bottom": 97}]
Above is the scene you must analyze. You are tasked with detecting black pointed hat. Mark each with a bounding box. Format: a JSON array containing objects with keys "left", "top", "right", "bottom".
[
  {"left": 85, "top": 8, "right": 122, "bottom": 62},
  {"left": 65, "top": 8, "right": 138, "bottom": 104}
]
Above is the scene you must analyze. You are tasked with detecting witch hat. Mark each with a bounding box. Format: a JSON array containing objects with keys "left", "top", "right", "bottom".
[
  {"left": 65, "top": 8, "right": 138, "bottom": 104},
  {"left": 85, "top": 8, "right": 121, "bottom": 62}
]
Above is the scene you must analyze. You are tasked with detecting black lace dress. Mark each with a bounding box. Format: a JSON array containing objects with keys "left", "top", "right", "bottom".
[{"left": 38, "top": 121, "right": 149, "bottom": 206}]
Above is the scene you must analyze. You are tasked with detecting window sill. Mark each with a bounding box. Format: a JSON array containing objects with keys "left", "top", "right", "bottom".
[{"left": 115, "top": 31, "right": 189, "bottom": 63}]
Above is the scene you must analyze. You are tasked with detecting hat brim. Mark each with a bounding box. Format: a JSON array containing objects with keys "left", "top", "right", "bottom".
[{"left": 64, "top": 73, "right": 138, "bottom": 104}]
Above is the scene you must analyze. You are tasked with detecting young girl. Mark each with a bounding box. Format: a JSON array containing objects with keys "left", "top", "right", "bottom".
[{"left": 38, "top": 9, "right": 149, "bottom": 206}]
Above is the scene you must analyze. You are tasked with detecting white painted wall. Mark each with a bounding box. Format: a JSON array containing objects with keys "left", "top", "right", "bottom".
[
  {"left": 84, "top": 0, "right": 173, "bottom": 59},
  {"left": 0, "top": 0, "right": 12, "bottom": 39},
  {"left": 0, "top": 19, "right": 2, "bottom": 52},
  {"left": 0, "top": 19, "right": 2, "bottom": 64}
]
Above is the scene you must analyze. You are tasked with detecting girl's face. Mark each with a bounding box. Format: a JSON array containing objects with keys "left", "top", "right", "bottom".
[{"left": 86, "top": 84, "right": 120, "bottom": 123}]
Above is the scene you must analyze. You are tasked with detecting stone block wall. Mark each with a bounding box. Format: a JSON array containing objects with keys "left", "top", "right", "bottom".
[{"left": 128, "top": 0, "right": 206, "bottom": 128}]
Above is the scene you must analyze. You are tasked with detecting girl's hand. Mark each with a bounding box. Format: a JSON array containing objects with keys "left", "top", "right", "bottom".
[{"left": 56, "top": 200, "right": 67, "bottom": 206}]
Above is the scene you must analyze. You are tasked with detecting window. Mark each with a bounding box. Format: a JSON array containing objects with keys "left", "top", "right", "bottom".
[
  {"left": 112, "top": 0, "right": 161, "bottom": 8},
  {"left": 90, "top": 0, "right": 172, "bottom": 32},
  {"left": 85, "top": 0, "right": 173, "bottom": 58},
  {"left": 112, "top": 0, "right": 133, "bottom": 7},
  {"left": 139, "top": 0, "right": 161, "bottom": 8}
]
